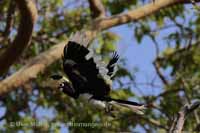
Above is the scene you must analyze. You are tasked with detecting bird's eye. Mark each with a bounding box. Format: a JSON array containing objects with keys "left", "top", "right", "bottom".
[{"left": 60, "top": 83, "right": 64, "bottom": 87}]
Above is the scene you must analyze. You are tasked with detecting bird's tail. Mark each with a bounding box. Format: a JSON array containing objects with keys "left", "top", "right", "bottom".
[{"left": 107, "top": 97, "right": 146, "bottom": 114}]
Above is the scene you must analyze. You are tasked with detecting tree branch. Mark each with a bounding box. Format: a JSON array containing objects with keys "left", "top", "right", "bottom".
[
  {"left": 0, "top": 0, "right": 38, "bottom": 75},
  {"left": 169, "top": 100, "right": 200, "bottom": 133},
  {"left": 0, "top": 41, "right": 66, "bottom": 95},
  {"left": 88, "top": 0, "right": 106, "bottom": 18},
  {"left": 94, "top": 0, "right": 200, "bottom": 30},
  {"left": 0, "top": 0, "right": 199, "bottom": 95}
]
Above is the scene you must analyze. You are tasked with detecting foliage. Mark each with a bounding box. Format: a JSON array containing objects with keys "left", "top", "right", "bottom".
[{"left": 0, "top": 0, "right": 199, "bottom": 132}]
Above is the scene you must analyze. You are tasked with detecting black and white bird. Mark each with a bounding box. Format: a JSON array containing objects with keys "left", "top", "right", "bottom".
[{"left": 51, "top": 32, "right": 145, "bottom": 114}]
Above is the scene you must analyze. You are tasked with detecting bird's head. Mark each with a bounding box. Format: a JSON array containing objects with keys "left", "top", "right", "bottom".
[{"left": 50, "top": 74, "right": 71, "bottom": 91}]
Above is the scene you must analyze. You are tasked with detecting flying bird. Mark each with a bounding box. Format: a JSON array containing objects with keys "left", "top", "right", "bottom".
[{"left": 51, "top": 32, "right": 145, "bottom": 114}]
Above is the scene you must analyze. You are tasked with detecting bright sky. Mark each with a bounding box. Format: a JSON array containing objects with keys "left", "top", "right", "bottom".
[{"left": 111, "top": 24, "right": 170, "bottom": 98}]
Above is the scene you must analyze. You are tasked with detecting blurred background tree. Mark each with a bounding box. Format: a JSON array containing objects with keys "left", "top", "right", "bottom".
[{"left": 0, "top": 0, "right": 200, "bottom": 132}]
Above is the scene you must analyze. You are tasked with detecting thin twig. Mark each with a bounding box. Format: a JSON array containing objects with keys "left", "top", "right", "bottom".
[{"left": 153, "top": 60, "right": 169, "bottom": 85}]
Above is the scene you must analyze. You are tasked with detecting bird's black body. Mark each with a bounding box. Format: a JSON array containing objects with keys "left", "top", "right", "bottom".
[
  {"left": 51, "top": 33, "right": 145, "bottom": 114},
  {"left": 62, "top": 41, "right": 111, "bottom": 99}
]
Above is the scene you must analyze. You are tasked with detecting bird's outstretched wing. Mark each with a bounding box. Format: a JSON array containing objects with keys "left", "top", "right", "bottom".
[
  {"left": 63, "top": 41, "right": 99, "bottom": 80},
  {"left": 62, "top": 33, "right": 111, "bottom": 97},
  {"left": 106, "top": 52, "right": 119, "bottom": 77}
]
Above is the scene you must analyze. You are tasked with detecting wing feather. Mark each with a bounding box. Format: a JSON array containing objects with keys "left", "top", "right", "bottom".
[
  {"left": 63, "top": 33, "right": 111, "bottom": 97},
  {"left": 106, "top": 52, "right": 119, "bottom": 77}
]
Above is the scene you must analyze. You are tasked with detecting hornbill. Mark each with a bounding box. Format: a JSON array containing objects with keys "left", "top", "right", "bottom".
[{"left": 51, "top": 32, "right": 145, "bottom": 114}]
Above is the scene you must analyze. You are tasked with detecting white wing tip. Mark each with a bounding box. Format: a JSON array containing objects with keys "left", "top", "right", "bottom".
[{"left": 69, "top": 31, "right": 90, "bottom": 47}]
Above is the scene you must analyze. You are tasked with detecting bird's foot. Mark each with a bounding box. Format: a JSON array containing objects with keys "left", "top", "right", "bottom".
[
  {"left": 105, "top": 103, "right": 115, "bottom": 117},
  {"left": 105, "top": 108, "right": 115, "bottom": 118}
]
